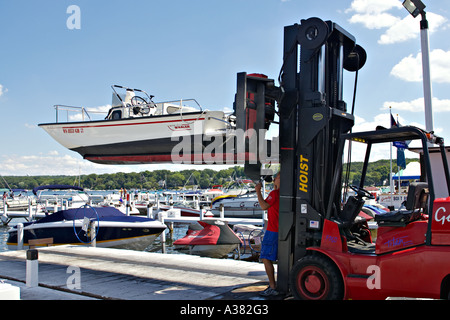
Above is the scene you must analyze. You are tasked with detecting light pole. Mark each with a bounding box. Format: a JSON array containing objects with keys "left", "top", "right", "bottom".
[{"left": 402, "top": 0, "right": 434, "bottom": 133}]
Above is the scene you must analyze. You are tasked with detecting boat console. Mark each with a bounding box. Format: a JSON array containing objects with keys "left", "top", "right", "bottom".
[{"left": 107, "top": 85, "right": 202, "bottom": 120}]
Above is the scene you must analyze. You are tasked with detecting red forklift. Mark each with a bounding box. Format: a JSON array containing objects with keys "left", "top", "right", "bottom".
[{"left": 234, "top": 17, "right": 450, "bottom": 300}]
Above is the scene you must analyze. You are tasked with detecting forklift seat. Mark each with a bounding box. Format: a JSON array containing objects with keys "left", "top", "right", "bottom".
[{"left": 374, "top": 182, "right": 429, "bottom": 226}]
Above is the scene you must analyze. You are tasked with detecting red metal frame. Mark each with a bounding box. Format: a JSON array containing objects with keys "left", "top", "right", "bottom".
[{"left": 307, "top": 197, "right": 450, "bottom": 300}]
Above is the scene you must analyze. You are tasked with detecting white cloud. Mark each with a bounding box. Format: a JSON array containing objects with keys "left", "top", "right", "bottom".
[
  {"left": 349, "top": 13, "right": 400, "bottom": 29},
  {"left": 346, "top": 0, "right": 402, "bottom": 29},
  {"left": 347, "top": 112, "right": 436, "bottom": 162},
  {"left": 378, "top": 15, "right": 418, "bottom": 44},
  {"left": 346, "top": 1, "right": 447, "bottom": 45},
  {"left": 346, "top": 0, "right": 402, "bottom": 15},
  {"left": 68, "top": 105, "right": 111, "bottom": 121},
  {"left": 0, "top": 152, "right": 117, "bottom": 176},
  {"left": 345, "top": 113, "right": 411, "bottom": 162},
  {"left": 378, "top": 12, "right": 447, "bottom": 45},
  {"left": 391, "top": 49, "right": 450, "bottom": 83},
  {"left": 0, "top": 151, "right": 234, "bottom": 176},
  {"left": 24, "top": 123, "right": 37, "bottom": 129},
  {"left": 432, "top": 49, "right": 450, "bottom": 83},
  {"left": 0, "top": 84, "right": 8, "bottom": 97},
  {"left": 382, "top": 97, "right": 450, "bottom": 113},
  {"left": 353, "top": 113, "right": 390, "bottom": 132}
]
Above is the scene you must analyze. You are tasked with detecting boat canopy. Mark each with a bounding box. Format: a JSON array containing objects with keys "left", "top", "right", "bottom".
[
  {"left": 33, "top": 206, "right": 155, "bottom": 224},
  {"left": 32, "top": 184, "right": 84, "bottom": 196}
]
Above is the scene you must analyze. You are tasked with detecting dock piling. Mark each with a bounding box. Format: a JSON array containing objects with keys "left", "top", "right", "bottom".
[
  {"left": 28, "top": 199, "right": 33, "bottom": 220},
  {"left": 17, "top": 223, "right": 24, "bottom": 250},
  {"left": 220, "top": 204, "right": 225, "bottom": 219},
  {"left": 2, "top": 199, "right": 7, "bottom": 218},
  {"left": 158, "top": 211, "right": 166, "bottom": 253},
  {"left": 26, "top": 249, "right": 39, "bottom": 288},
  {"left": 147, "top": 204, "right": 153, "bottom": 219},
  {"left": 90, "top": 221, "right": 97, "bottom": 247}
]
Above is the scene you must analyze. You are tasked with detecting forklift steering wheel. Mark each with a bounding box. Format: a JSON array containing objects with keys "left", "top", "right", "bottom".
[{"left": 349, "top": 185, "right": 375, "bottom": 200}]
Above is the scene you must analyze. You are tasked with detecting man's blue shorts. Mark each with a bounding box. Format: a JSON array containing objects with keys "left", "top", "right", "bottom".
[{"left": 260, "top": 230, "right": 278, "bottom": 261}]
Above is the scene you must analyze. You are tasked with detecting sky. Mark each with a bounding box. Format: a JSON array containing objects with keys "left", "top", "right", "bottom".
[{"left": 1, "top": 0, "right": 450, "bottom": 177}]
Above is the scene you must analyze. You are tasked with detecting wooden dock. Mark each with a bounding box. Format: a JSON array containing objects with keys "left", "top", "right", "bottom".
[{"left": 0, "top": 245, "right": 270, "bottom": 300}]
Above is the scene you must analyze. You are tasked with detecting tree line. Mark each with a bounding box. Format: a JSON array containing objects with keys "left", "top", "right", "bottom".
[
  {"left": 343, "top": 158, "right": 418, "bottom": 187},
  {"left": 1, "top": 167, "right": 247, "bottom": 191},
  {"left": 0, "top": 159, "right": 418, "bottom": 191}
]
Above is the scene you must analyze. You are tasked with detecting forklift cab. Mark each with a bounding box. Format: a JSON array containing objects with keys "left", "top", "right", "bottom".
[
  {"left": 287, "top": 126, "right": 450, "bottom": 300},
  {"left": 334, "top": 126, "right": 449, "bottom": 229},
  {"left": 335, "top": 126, "right": 450, "bottom": 248}
]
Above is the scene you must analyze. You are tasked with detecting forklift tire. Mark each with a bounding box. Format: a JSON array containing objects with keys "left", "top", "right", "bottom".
[{"left": 290, "top": 255, "right": 344, "bottom": 300}]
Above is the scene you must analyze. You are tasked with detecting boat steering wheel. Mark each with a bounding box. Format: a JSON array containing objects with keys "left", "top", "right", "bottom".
[
  {"left": 130, "top": 96, "right": 147, "bottom": 106},
  {"left": 131, "top": 96, "right": 155, "bottom": 115},
  {"left": 72, "top": 204, "right": 100, "bottom": 244}
]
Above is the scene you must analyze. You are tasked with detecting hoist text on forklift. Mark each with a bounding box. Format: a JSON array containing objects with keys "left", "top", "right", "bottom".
[{"left": 299, "top": 155, "right": 309, "bottom": 193}]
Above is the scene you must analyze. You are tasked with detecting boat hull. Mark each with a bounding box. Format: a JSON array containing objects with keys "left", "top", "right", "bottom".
[
  {"left": 174, "top": 244, "right": 238, "bottom": 259},
  {"left": 157, "top": 205, "right": 201, "bottom": 217},
  {"left": 39, "top": 111, "right": 238, "bottom": 164}
]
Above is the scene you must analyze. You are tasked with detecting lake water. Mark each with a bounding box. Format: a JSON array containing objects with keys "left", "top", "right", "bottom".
[
  {"left": 0, "top": 216, "right": 190, "bottom": 254},
  {"left": 0, "top": 224, "right": 10, "bottom": 252}
]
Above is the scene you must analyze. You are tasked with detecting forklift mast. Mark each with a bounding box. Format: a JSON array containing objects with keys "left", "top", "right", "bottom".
[
  {"left": 233, "top": 17, "right": 367, "bottom": 294},
  {"left": 276, "top": 18, "right": 366, "bottom": 293}
]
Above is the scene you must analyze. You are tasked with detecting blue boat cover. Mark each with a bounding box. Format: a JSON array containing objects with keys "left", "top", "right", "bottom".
[
  {"left": 32, "top": 185, "right": 84, "bottom": 195},
  {"left": 35, "top": 206, "right": 154, "bottom": 224},
  {"left": 364, "top": 204, "right": 388, "bottom": 214}
]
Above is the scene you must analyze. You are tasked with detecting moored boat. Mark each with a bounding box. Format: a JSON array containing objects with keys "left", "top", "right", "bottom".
[
  {"left": 173, "top": 220, "right": 242, "bottom": 258},
  {"left": 7, "top": 206, "right": 166, "bottom": 251},
  {"left": 33, "top": 184, "right": 90, "bottom": 213},
  {"left": 210, "top": 193, "right": 264, "bottom": 218}
]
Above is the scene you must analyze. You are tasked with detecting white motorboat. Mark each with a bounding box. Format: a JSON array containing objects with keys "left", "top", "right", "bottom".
[
  {"left": 33, "top": 184, "right": 91, "bottom": 213},
  {"left": 39, "top": 85, "right": 234, "bottom": 165},
  {"left": 1, "top": 191, "right": 35, "bottom": 211},
  {"left": 210, "top": 192, "right": 264, "bottom": 218},
  {"left": 34, "top": 185, "right": 140, "bottom": 215}
]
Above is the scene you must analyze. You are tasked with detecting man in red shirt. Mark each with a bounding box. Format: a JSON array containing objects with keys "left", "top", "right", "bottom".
[{"left": 255, "top": 172, "right": 280, "bottom": 297}]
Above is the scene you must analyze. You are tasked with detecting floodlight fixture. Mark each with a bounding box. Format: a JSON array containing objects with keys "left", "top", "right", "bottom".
[{"left": 402, "top": 0, "right": 426, "bottom": 18}]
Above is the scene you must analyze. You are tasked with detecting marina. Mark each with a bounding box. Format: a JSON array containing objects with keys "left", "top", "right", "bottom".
[
  {"left": 0, "top": 187, "right": 271, "bottom": 300},
  {"left": 3, "top": 0, "right": 450, "bottom": 302}
]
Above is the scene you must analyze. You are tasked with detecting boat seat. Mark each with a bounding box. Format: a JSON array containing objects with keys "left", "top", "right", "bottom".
[{"left": 375, "top": 182, "right": 428, "bottom": 227}]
